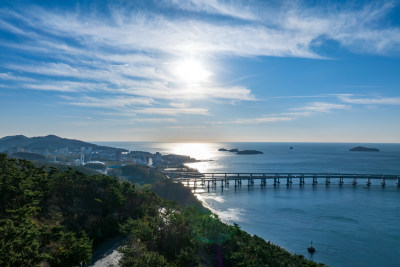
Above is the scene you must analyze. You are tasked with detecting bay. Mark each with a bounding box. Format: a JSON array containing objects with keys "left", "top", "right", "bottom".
[{"left": 95, "top": 142, "right": 400, "bottom": 267}]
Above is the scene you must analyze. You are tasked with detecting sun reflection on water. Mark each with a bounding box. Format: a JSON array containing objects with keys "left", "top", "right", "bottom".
[
  {"left": 169, "top": 143, "right": 218, "bottom": 161},
  {"left": 161, "top": 142, "right": 224, "bottom": 173}
]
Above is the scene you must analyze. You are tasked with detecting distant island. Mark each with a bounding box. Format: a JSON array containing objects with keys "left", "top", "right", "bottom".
[
  {"left": 218, "top": 148, "right": 263, "bottom": 155},
  {"left": 218, "top": 148, "right": 239, "bottom": 152},
  {"left": 237, "top": 150, "right": 264, "bottom": 155},
  {"left": 349, "top": 146, "right": 380, "bottom": 152}
]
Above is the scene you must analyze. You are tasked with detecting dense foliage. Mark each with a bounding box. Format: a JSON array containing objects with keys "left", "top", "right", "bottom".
[
  {"left": 108, "top": 163, "right": 165, "bottom": 184},
  {"left": 151, "top": 180, "right": 209, "bottom": 212},
  {"left": 119, "top": 206, "right": 324, "bottom": 267},
  {"left": 0, "top": 154, "right": 159, "bottom": 266},
  {"left": 0, "top": 154, "right": 324, "bottom": 266}
]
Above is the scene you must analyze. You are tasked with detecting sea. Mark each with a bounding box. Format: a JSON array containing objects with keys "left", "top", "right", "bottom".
[{"left": 95, "top": 142, "right": 400, "bottom": 267}]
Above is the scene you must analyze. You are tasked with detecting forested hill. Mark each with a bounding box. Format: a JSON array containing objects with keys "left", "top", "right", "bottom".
[
  {"left": 0, "top": 134, "right": 125, "bottom": 152},
  {"left": 0, "top": 154, "right": 324, "bottom": 266}
]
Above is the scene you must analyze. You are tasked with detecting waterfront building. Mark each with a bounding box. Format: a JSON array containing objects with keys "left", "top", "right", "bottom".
[{"left": 153, "top": 152, "right": 163, "bottom": 165}]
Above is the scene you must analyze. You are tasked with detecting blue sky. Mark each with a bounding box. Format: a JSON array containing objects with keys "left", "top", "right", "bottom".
[{"left": 1, "top": 0, "right": 400, "bottom": 142}]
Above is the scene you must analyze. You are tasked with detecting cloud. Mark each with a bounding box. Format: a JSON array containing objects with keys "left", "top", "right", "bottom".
[
  {"left": 62, "top": 96, "right": 156, "bottom": 109},
  {"left": 280, "top": 1, "right": 400, "bottom": 55},
  {"left": 232, "top": 94, "right": 400, "bottom": 125},
  {"left": 232, "top": 101, "right": 350, "bottom": 125},
  {"left": 167, "top": 0, "right": 258, "bottom": 21},
  {"left": 233, "top": 116, "right": 293, "bottom": 124},
  {"left": 281, "top": 111, "right": 313, "bottom": 117},
  {"left": 293, "top": 102, "right": 350, "bottom": 113},
  {"left": 337, "top": 95, "right": 400, "bottom": 105},
  {"left": 270, "top": 94, "right": 330, "bottom": 99},
  {"left": 1, "top": 0, "right": 400, "bottom": 125},
  {"left": 0, "top": 72, "right": 35, "bottom": 82},
  {"left": 167, "top": 125, "right": 207, "bottom": 129},
  {"left": 135, "top": 107, "right": 209, "bottom": 116},
  {"left": 131, "top": 118, "right": 178, "bottom": 123}
]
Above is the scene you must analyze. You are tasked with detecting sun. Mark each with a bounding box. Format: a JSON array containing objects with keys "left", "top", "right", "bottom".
[{"left": 173, "top": 58, "right": 212, "bottom": 83}]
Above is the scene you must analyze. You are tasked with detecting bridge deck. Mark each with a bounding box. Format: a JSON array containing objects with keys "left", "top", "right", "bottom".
[{"left": 164, "top": 172, "right": 400, "bottom": 188}]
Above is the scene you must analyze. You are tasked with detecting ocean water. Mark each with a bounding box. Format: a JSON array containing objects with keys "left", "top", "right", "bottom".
[{"left": 95, "top": 142, "right": 400, "bottom": 267}]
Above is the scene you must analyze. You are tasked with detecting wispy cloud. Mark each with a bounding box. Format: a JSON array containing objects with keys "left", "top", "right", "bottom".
[
  {"left": 0, "top": 72, "right": 35, "bottom": 82},
  {"left": 62, "top": 96, "right": 156, "bottom": 109},
  {"left": 338, "top": 95, "right": 400, "bottom": 105},
  {"left": 233, "top": 101, "right": 350, "bottom": 125},
  {"left": 168, "top": 125, "right": 207, "bottom": 129},
  {"left": 135, "top": 107, "right": 209, "bottom": 116},
  {"left": 131, "top": 118, "right": 178, "bottom": 123},
  {"left": 270, "top": 94, "right": 332, "bottom": 99},
  {"left": 167, "top": 0, "right": 259, "bottom": 21},
  {"left": 1, "top": 0, "right": 399, "bottom": 125},
  {"left": 233, "top": 116, "right": 293, "bottom": 124},
  {"left": 294, "top": 102, "right": 350, "bottom": 113},
  {"left": 281, "top": 111, "right": 313, "bottom": 117}
]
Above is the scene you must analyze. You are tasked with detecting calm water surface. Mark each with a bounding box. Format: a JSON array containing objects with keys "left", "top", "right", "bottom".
[{"left": 96, "top": 142, "right": 400, "bottom": 267}]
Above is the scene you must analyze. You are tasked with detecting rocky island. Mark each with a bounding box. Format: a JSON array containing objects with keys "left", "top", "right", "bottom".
[
  {"left": 349, "top": 146, "right": 380, "bottom": 152},
  {"left": 218, "top": 148, "right": 239, "bottom": 152},
  {"left": 237, "top": 150, "right": 264, "bottom": 154},
  {"left": 218, "top": 148, "right": 263, "bottom": 154}
]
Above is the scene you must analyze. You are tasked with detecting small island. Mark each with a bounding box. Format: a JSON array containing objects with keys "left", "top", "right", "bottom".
[
  {"left": 349, "top": 146, "right": 380, "bottom": 152},
  {"left": 237, "top": 150, "right": 264, "bottom": 155},
  {"left": 218, "top": 148, "right": 239, "bottom": 152},
  {"left": 218, "top": 148, "right": 263, "bottom": 155}
]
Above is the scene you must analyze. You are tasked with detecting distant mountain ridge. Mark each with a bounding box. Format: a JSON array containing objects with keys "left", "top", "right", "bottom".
[{"left": 0, "top": 134, "right": 126, "bottom": 153}]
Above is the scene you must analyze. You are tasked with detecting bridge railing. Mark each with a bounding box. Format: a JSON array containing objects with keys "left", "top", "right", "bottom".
[
  {"left": 163, "top": 171, "right": 400, "bottom": 188},
  {"left": 164, "top": 172, "right": 399, "bottom": 180}
]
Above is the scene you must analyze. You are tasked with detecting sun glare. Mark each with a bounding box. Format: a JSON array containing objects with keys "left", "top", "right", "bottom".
[
  {"left": 173, "top": 59, "right": 211, "bottom": 83},
  {"left": 170, "top": 143, "right": 217, "bottom": 160}
]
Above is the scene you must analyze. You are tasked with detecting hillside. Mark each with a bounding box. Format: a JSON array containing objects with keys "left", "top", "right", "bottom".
[
  {"left": 0, "top": 134, "right": 126, "bottom": 153},
  {"left": 0, "top": 154, "right": 323, "bottom": 266}
]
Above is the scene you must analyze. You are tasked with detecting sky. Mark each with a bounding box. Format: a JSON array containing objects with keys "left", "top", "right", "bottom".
[{"left": 0, "top": 0, "right": 400, "bottom": 142}]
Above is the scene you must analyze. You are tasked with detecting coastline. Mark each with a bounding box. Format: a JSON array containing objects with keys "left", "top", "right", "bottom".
[{"left": 93, "top": 141, "right": 400, "bottom": 266}]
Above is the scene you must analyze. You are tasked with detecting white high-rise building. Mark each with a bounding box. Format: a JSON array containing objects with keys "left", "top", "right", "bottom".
[{"left": 80, "top": 147, "right": 85, "bottom": 165}]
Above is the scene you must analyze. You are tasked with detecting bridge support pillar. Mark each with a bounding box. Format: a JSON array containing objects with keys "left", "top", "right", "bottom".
[
  {"left": 366, "top": 177, "right": 371, "bottom": 186},
  {"left": 299, "top": 174, "right": 305, "bottom": 186},
  {"left": 274, "top": 175, "right": 280, "bottom": 186},
  {"left": 397, "top": 177, "right": 400, "bottom": 187},
  {"left": 352, "top": 176, "right": 357, "bottom": 185},
  {"left": 381, "top": 176, "right": 386, "bottom": 186},
  {"left": 261, "top": 175, "right": 266, "bottom": 187},
  {"left": 326, "top": 175, "right": 330, "bottom": 185},
  {"left": 312, "top": 175, "right": 318, "bottom": 185},
  {"left": 286, "top": 175, "right": 292, "bottom": 186},
  {"left": 339, "top": 175, "right": 344, "bottom": 185}
]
